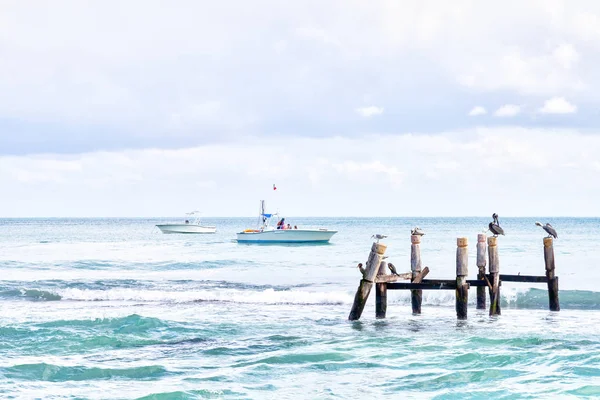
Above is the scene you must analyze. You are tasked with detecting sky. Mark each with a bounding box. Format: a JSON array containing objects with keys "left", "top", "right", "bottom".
[{"left": 1, "top": 0, "right": 600, "bottom": 217}]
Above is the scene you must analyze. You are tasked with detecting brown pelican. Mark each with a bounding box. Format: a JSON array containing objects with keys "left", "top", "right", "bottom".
[
  {"left": 489, "top": 213, "right": 504, "bottom": 237},
  {"left": 371, "top": 234, "right": 387, "bottom": 243},
  {"left": 387, "top": 262, "right": 400, "bottom": 276},
  {"left": 357, "top": 263, "right": 366, "bottom": 276},
  {"left": 535, "top": 222, "right": 558, "bottom": 239},
  {"left": 411, "top": 227, "right": 425, "bottom": 236}
]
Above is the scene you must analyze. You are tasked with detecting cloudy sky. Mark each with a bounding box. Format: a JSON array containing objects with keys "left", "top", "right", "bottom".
[{"left": 1, "top": 0, "right": 600, "bottom": 217}]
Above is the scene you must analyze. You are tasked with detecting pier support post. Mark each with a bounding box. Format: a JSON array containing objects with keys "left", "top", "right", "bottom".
[
  {"left": 544, "top": 237, "right": 560, "bottom": 311},
  {"left": 411, "top": 234, "right": 423, "bottom": 315},
  {"left": 349, "top": 242, "right": 387, "bottom": 320},
  {"left": 375, "top": 260, "right": 388, "bottom": 319},
  {"left": 476, "top": 234, "right": 487, "bottom": 309},
  {"left": 456, "top": 237, "right": 469, "bottom": 320},
  {"left": 488, "top": 236, "right": 501, "bottom": 316}
]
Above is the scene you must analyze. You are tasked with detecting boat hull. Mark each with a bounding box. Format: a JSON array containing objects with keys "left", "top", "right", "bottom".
[
  {"left": 236, "top": 229, "right": 337, "bottom": 243},
  {"left": 156, "top": 224, "right": 216, "bottom": 234}
]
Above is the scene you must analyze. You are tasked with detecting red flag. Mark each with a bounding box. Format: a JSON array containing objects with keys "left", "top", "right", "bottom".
[{"left": 273, "top": 184, "right": 277, "bottom": 190}]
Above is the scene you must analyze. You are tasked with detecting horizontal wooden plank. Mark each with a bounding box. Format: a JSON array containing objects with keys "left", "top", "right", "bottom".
[
  {"left": 375, "top": 273, "right": 412, "bottom": 283},
  {"left": 499, "top": 274, "right": 548, "bottom": 283},
  {"left": 387, "top": 282, "right": 457, "bottom": 290},
  {"left": 387, "top": 275, "right": 548, "bottom": 290}
]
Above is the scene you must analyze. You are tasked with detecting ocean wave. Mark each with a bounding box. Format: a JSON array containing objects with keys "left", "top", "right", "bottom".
[
  {"left": 0, "top": 288, "right": 62, "bottom": 301},
  {"left": 36, "top": 313, "right": 169, "bottom": 331},
  {"left": 55, "top": 287, "right": 352, "bottom": 305},
  {"left": 2, "top": 285, "right": 600, "bottom": 310},
  {"left": 1, "top": 363, "right": 169, "bottom": 381}
]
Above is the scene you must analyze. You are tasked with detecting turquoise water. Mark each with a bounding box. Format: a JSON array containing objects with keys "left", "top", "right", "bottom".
[{"left": 1, "top": 217, "right": 600, "bottom": 399}]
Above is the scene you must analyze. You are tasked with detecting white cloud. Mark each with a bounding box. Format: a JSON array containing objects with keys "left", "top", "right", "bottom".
[
  {"left": 539, "top": 97, "right": 577, "bottom": 114},
  {"left": 553, "top": 43, "right": 580, "bottom": 69},
  {"left": 355, "top": 106, "right": 384, "bottom": 118},
  {"left": 2, "top": 128, "right": 600, "bottom": 217},
  {"left": 493, "top": 104, "right": 521, "bottom": 117},
  {"left": 468, "top": 106, "right": 487, "bottom": 116},
  {"left": 2, "top": 0, "right": 600, "bottom": 154}
]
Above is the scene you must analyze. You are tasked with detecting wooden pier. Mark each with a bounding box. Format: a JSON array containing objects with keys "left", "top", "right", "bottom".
[{"left": 349, "top": 234, "right": 560, "bottom": 320}]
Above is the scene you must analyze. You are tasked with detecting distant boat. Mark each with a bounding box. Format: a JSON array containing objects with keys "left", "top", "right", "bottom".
[
  {"left": 236, "top": 201, "right": 337, "bottom": 243},
  {"left": 156, "top": 211, "right": 216, "bottom": 234}
]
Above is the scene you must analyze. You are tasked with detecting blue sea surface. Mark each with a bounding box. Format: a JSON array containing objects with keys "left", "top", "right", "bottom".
[{"left": 1, "top": 217, "right": 600, "bottom": 399}]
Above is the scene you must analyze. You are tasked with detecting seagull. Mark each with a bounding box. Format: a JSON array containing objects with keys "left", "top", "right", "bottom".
[
  {"left": 411, "top": 227, "right": 425, "bottom": 236},
  {"left": 488, "top": 213, "right": 505, "bottom": 237},
  {"left": 387, "top": 262, "right": 400, "bottom": 276},
  {"left": 357, "top": 263, "right": 366, "bottom": 276},
  {"left": 535, "top": 222, "right": 558, "bottom": 239},
  {"left": 371, "top": 234, "right": 387, "bottom": 243}
]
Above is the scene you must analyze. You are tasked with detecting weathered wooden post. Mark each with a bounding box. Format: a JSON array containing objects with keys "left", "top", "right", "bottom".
[
  {"left": 476, "top": 233, "right": 487, "bottom": 309},
  {"left": 455, "top": 237, "right": 469, "bottom": 320},
  {"left": 544, "top": 237, "right": 560, "bottom": 311},
  {"left": 411, "top": 234, "right": 423, "bottom": 314},
  {"left": 375, "top": 260, "right": 388, "bottom": 319},
  {"left": 488, "top": 236, "right": 501, "bottom": 316},
  {"left": 349, "top": 242, "right": 387, "bottom": 320}
]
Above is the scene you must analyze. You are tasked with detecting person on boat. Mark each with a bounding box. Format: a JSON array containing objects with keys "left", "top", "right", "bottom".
[
  {"left": 277, "top": 218, "right": 285, "bottom": 229},
  {"left": 286, "top": 224, "right": 292, "bottom": 230},
  {"left": 294, "top": 225, "right": 298, "bottom": 229},
  {"left": 185, "top": 220, "right": 189, "bottom": 224}
]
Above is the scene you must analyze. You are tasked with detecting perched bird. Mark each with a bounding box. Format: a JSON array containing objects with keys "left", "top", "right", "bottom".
[
  {"left": 411, "top": 227, "right": 425, "bottom": 236},
  {"left": 489, "top": 222, "right": 505, "bottom": 237},
  {"left": 488, "top": 213, "right": 505, "bottom": 237},
  {"left": 371, "top": 234, "right": 387, "bottom": 243},
  {"left": 535, "top": 222, "right": 558, "bottom": 239},
  {"left": 357, "top": 263, "right": 366, "bottom": 277},
  {"left": 387, "top": 262, "right": 400, "bottom": 276}
]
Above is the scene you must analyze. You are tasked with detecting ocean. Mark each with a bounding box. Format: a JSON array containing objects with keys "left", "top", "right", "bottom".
[{"left": 1, "top": 217, "right": 600, "bottom": 399}]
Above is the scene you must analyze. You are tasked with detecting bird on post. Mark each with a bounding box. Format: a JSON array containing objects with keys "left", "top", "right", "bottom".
[
  {"left": 357, "top": 263, "right": 366, "bottom": 277},
  {"left": 411, "top": 227, "right": 425, "bottom": 236},
  {"left": 387, "top": 262, "right": 400, "bottom": 276},
  {"left": 488, "top": 213, "right": 505, "bottom": 237},
  {"left": 535, "top": 222, "right": 558, "bottom": 239},
  {"left": 371, "top": 234, "right": 387, "bottom": 243}
]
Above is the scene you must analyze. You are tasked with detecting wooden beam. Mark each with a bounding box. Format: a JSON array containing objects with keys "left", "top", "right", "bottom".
[
  {"left": 488, "top": 236, "right": 501, "bottom": 316},
  {"left": 499, "top": 274, "right": 548, "bottom": 283},
  {"left": 374, "top": 273, "right": 412, "bottom": 283},
  {"left": 456, "top": 237, "right": 469, "bottom": 320},
  {"left": 348, "top": 242, "right": 387, "bottom": 320},
  {"left": 375, "top": 260, "right": 387, "bottom": 319},
  {"left": 544, "top": 237, "right": 560, "bottom": 311},
  {"left": 411, "top": 234, "right": 423, "bottom": 314},
  {"left": 388, "top": 282, "right": 456, "bottom": 290},
  {"left": 476, "top": 233, "right": 487, "bottom": 309}
]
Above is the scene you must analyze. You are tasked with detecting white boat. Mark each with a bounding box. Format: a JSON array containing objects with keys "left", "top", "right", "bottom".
[
  {"left": 156, "top": 211, "right": 216, "bottom": 234},
  {"left": 236, "top": 201, "right": 337, "bottom": 243}
]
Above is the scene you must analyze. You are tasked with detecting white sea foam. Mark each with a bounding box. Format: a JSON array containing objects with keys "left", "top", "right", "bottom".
[
  {"left": 56, "top": 288, "right": 355, "bottom": 305},
  {"left": 45, "top": 286, "right": 535, "bottom": 307}
]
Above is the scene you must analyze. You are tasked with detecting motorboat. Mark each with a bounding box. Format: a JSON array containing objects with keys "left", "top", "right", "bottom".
[
  {"left": 156, "top": 211, "right": 216, "bottom": 234},
  {"left": 236, "top": 201, "right": 337, "bottom": 243}
]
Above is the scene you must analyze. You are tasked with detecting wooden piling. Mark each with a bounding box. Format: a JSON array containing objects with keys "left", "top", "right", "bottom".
[
  {"left": 455, "top": 237, "right": 469, "bottom": 320},
  {"left": 476, "top": 233, "right": 487, "bottom": 309},
  {"left": 488, "top": 236, "right": 501, "bottom": 316},
  {"left": 544, "top": 237, "right": 560, "bottom": 311},
  {"left": 375, "top": 260, "right": 388, "bottom": 319},
  {"left": 411, "top": 234, "right": 423, "bottom": 315},
  {"left": 349, "top": 242, "right": 387, "bottom": 320}
]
